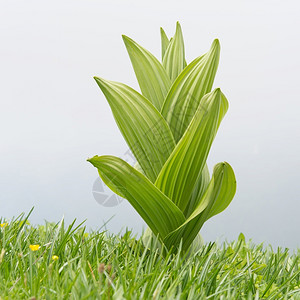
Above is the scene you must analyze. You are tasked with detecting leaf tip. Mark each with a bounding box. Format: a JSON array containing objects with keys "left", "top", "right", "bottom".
[
  {"left": 213, "top": 88, "right": 222, "bottom": 97},
  {"left": 175, "top": 21, "right": 183, "bottom": 35},
  {"left": 122, "top": 34, "right": 130, "bottom": 43},
  {"left": 210, "top": 39, "right": 221, "bottom": 54},
  {"left": 87, "top": 155, "right": 100, "bottom": 166},
  {"left": 94, "top": 76, "right": 108, "bottom": 87},
  {"left": 213, "top": 38, "right": 220, "bottom": 45}
]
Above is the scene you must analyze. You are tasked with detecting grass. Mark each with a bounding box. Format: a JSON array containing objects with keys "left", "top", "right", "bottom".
[{"left": 0, "top": 212, "right": 300, "bottom": 299}]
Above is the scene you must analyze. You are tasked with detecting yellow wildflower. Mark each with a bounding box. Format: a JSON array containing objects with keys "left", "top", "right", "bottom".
[
  {"left": 29, "top": 244, "right": 40, "bottom": 251},
  {"left": 52, "top": 255, "right": 59, "bottom": 261},
  {"left": 0, "top": 223, "right": 8, "bottom": 228}
]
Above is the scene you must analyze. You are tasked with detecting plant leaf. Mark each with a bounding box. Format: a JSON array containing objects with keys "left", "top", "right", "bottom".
[
  {"left": 184, "top": 164, "right": 210, "bottom": 217},
  {"left": 122, "top": 35, "right": 171, "bottom": 111},
  {"left": 94, "top": 77, "right": 175, "bottom": 182},
  {"left": 160, "top": 27, "right": 170, "bottom": 61},
  {"left": 164, "top": 162, "right": 236, "bottom": 251},
  {"left": 161, "top": 39, "right": 220, "bottom": 142},
  {"left": 162, "top": 22, "right": 186, "bottom": 82},
  {"left": 206, "top": 163, "right": 237, "bottom": 219},
  {"left": 87, "top": 155, "right": 186, "bottom": 239},
  {"left": 183, "top": 91, "right": 228, "bottom": 217},
  {"left": 155, "top": 89, "right": 228, "bottom": 213}
]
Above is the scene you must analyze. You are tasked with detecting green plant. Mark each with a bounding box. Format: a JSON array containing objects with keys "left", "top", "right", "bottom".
[
  {"left": 88, "top": 22, "right": 237, "bottom": 253},
  {"left": 1, "top": 214, "right": 300, "bottom": 299}
]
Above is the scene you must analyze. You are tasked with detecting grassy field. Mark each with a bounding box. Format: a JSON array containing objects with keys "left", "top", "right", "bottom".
[{"left": 0, "top": 213, "right": 299, "bottom": 299}]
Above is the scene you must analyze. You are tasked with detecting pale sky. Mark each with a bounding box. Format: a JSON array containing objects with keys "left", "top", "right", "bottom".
[{"left": 1, "top": 0, "right": 299, "bottom": 249}]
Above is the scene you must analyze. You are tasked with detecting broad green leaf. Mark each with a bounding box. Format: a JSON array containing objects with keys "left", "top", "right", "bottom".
[
  {"left": 164, "top": 162, "right": 236, "bottom": 251},
  {"left": 161, "top": 39, "right": 220, "bottom": 142},
  {"left": 122, "top": 35, "right": 171, "bottom": 111},
  {"left": 155, "top": 89, "right": 228, "bottom": 213},
  {"left": 90, "top": 23, "right": 237, "bottom": 254},
  {"left": 206, "top": 162, "right": 236, "bottom": 219},
  {"left": 183, "top": 92, "right": 228, "bottom": 218},
  {"left": 87, "top": 155, "right": 185, "bottom": 239},
  {"left": 160, "top": 27, "right": 170, "bottom": 61},
  {"left": 94, "top": 77, "right": 175, "bottom": 182},
  {"left": 184, "top": 164, "right": 210, "bottom": 217},
  {"left": 163, "top": 22, "right": 186, "bottom": 82}
]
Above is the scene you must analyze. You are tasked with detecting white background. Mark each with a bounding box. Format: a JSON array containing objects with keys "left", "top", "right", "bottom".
[{"left": 1, "top": 0, "right": 299, "bottom": 248}]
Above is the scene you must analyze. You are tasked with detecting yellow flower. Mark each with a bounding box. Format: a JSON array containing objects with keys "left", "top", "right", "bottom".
[
  {"left": 29, "top": 244, "right": 40, "bottom": 251},
  {"left": 0, "top": 223, "right": 8, "bottom": 228},
  {"left": 52, "top": 255, "right": 59, "bottom": 261}
]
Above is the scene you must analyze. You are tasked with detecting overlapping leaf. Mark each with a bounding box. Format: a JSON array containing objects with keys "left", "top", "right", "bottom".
[
  {"left": 88, "top": 155, "right": 185, "bottom": 239},
  {"left": 162, "top": 22, "right": 186, "bottom": 82},
  {"left": 183, "top": 91, "right": 228, "bottom": 217},
  {"left": 164, "top": 162, "right": 236, "bottom": 251},
  {"left": 123, "top": 35, "right": 171, "bottom": 110},
  {"left": 90, "top": 23, "right": 237, "bottom": 254},
  {"left": 160, "top": 27, "right": 170, "bottom": 61},
  {"left": 161, "top": 39, "right": 220, "bottom": 142},
  {"left": 155, "top": 89, "right": 228, "bottom": 213},
  {"left": 207, "top": 162, "right": 237, "bottom": 219},
  {"left": 94, "top": 77, "right": 175, "bottom": 182},
  {"left": 184, "top": 164, "right": 210, "bottom": 217}
]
